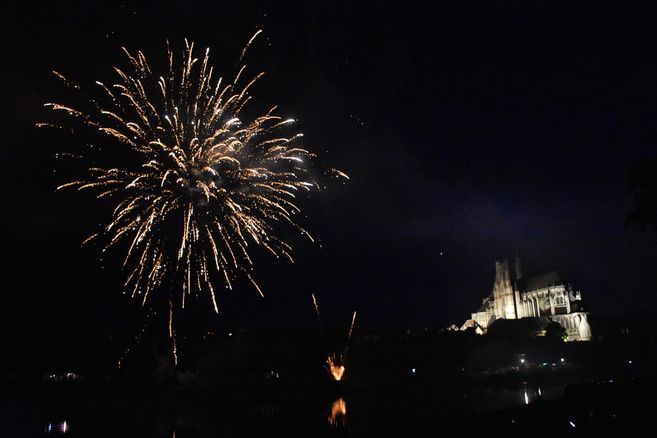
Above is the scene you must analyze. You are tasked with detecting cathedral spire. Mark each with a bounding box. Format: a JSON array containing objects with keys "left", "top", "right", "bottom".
[{"left": 514, "top": 252, "right": 523, "bottom": 281}]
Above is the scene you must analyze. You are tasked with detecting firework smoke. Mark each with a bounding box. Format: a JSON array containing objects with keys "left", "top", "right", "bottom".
[{"left": 40, "top": 33, "right": 346, "bottom": 314}]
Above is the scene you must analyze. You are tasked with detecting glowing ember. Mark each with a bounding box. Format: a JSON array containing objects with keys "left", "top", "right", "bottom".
[
  {"left": 326, "top": 353, "right": 345, "bottom": 381},
  {"left": 328, "top": 398, "right": 347, "bottom": 427}
]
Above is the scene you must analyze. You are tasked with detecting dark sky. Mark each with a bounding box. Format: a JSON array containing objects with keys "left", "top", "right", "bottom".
[{"left": 2, "top": 1, "right": 657, "bottom": 343}]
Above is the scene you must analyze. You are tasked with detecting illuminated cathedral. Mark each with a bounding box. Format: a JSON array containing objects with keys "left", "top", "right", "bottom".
[{"left": 463, "top": 257, "right": 592, "bottom": 341}]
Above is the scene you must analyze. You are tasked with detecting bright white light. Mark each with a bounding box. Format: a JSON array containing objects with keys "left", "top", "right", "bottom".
[
  {"left": 411, "top": 368, "right": 416, "bottom": 374},
  {"left": 560, "top": 358, "right": 565, "bottom": 363},
  {"left": 520, "top": 358, "right": 525, "bottom": 364},
  {"left": 569, "top": 421, "right": 576, "bottom": 428}
]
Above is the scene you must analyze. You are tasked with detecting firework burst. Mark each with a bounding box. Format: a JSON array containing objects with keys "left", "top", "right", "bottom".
[{"left": 40, "top": 32, "right": 347, "bottom": 313}]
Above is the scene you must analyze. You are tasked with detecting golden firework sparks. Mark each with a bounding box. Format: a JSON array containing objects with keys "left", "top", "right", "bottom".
[
  {"left": 326, "top": 309, "right": 357, "bottom": 381},
  {"left": 41, "top": 33, "right": 347, "bottom": 314},
  {"left": 326, "top": 353, "right": 346, "bottom": 381}
]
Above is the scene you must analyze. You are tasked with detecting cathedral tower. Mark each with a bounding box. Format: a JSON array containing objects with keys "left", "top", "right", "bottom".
[{"left": 493, "top": 259, "right": 518, "bottom": 320}]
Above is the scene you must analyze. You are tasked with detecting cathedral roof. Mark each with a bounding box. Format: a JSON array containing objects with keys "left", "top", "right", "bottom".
[
  {"left": 475, "top": 293, "right": 494, "bottom": 313},
  {"left": 521, "top": 270, "right": 562, "bottom": 291}
]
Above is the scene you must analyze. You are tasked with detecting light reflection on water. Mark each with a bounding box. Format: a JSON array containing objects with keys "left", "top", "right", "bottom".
[
  {"left": 524, "top": 387, "right": 530, "bottom": 405},
  {"left": 328, "top": 398, "right": 348, "bottom": 427},
  {"left": 45, "top": 420, "right": 69, "bottom": 435},
  {"left": 521, "top": 382, "right": 550, "bottom": 406},
  {"left": 32, "top": 382, "right": 563, "bottom": 436}
]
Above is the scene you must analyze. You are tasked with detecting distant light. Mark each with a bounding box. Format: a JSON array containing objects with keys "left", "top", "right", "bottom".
[
  {"left": 439, "top": 252, "right": 444, "bottom": 256},
  {"left": 628, "top": 360, "right": 632, "bottom": 365},
  {"left": 520, "top": 358, "right": 525, "bottom": 364},
  {"left": 61, "top": 421, "right": 68, "bottom": 433},
  {"left": 538, "top": 387, "right": 542, "bottom": 397},
  {"left": 560, "top": 358, "right": 565, "bottom": 363},
  {"left": 569, "top": 421, "right": 576, "bottom": 428},
  {"left": 228, "top": 332, "right": 232, "bottom": 336},
  {"left": 411, "top": 368, "right": 416, "bottom": 374},
  {"left": 524, "top": 390, "right": 529, "bottom": 405}
]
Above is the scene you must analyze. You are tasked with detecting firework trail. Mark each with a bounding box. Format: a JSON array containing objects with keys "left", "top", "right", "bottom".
[
  {"left": 344, "top": 310, "right": 357, "bottom": 353},
  {"left": 311, "top": 293, "right": 323, "bottom": 330},
  {"left": 40, "top": 33, "right": 347, "bottom": 315},
  {"left": 117, "top": 307, "right": 156, "bottom": 369},
  {"left": 168, "top": 298, "right": 178, "bottom": 366}
]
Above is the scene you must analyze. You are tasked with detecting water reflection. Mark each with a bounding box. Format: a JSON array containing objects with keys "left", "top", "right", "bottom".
[
  {"left": 328, "top": 398, "right": 347, "bottom": 427},
  {"left": 45, "top": 420, "right": 69, "bottom": 435},
  {"left": 521, "top": 383, "right": 547, "bottom": 406},
  {"left": 28, "top": 382, "right": 564, "bottom": 436}
]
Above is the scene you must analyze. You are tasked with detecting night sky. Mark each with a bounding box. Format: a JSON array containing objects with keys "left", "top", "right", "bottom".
[{"left": 2, "top": 1, "right": 657, "bottom": 346}]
